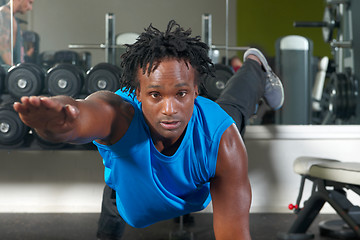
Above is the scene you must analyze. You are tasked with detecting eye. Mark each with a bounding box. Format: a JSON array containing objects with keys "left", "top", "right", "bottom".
[
  {"left": 150, "top": 92, "right": 160, "bottom": 99},
  {"left": 177, "top": 91, "right": 187, "bottom": 98}
]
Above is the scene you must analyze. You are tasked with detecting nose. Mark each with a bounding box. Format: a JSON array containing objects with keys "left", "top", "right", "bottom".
[
  {"left": 28, "top": 1, "right": 34, "bottom": 10},
  {"left": 162, "top": 98, "right": 177, "bottom": 116}
]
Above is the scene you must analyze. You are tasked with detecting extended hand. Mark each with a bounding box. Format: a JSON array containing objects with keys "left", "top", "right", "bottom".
[{"left": 13, "top": 96, "right": 79, "bottom": 138}]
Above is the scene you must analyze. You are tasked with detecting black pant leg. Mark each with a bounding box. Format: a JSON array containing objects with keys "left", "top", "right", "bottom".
[
  {"left": 97, "top": 185, "right": 126, "bottom": 240},
  {"left": 216, "top": 59, "right": 266, "bottom": 137}
]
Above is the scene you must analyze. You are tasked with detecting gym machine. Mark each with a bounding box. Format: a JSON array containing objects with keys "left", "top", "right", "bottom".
[
  {"left": 293, "top": 0, "right": 360, "bottom": 125},
  {"left": 275, "top": 35, "right": 315, "bottom": 125},
  {"left": 277, "top": 2, "right": 360, "bottom": 238}
]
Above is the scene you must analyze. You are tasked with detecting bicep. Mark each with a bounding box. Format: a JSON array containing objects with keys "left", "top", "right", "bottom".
[
  {"left": 210, "top": 124, "right": 252, "bottom": 240},
  {"left": 0, "top": 14, "right": 11, "bottom": 51},
  {"left": 76, "top": 91, "right": 134, "bottom": 144},
  {"left": 0, "top": 20, "right": 11, "bottom": 64}
]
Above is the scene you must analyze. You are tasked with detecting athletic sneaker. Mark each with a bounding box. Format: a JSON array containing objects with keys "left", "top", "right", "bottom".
[{"left": 243, "top": 48, "right": 284, "bottom": 110}]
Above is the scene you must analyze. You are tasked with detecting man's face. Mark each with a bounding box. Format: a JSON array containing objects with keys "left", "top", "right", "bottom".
[
  {"left": 136, "top": 58, "right": 198, "bottom": 146},
  {"left": 17, "top": 0, "right": 34, "bottom": 14}
]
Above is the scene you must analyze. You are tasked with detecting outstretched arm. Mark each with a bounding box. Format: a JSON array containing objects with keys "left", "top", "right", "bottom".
[
  {"left": 210, "top": 123, "right": 252, "bottom": 240},
  {"left": 13, "top": 91, "right": 134, "bottom": 145}
]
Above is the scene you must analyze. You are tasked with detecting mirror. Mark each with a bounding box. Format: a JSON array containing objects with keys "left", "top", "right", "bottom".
[{"left": 3, "top": 0, "right": 360, "bottom": 126}]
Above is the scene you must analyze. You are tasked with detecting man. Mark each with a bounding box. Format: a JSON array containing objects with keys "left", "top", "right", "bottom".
[
  {"left": 13, "top": 20, "right": 284, "bottom": 240},
  {"left": 0, "top": 0, "right": 34, "bottom": 66},
  {"left": 229, "top": 55, "right": 243, "bottom": 73}
]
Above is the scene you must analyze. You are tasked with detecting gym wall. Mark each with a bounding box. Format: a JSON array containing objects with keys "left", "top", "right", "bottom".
[{"left": 236, "top": 0, "right": 332, "bottom": 58}]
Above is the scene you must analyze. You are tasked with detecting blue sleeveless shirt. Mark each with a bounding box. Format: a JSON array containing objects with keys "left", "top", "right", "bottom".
[{"left": 93, "top": 89, "right": 234, "bottom": 228}]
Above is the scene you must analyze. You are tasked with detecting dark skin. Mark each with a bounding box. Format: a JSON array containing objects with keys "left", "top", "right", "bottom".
[{"left": 14, "top": 58, "right": 252, "bottom": 240}]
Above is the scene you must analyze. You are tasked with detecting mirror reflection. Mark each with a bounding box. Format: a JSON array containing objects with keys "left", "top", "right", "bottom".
[{"left": 1, "top": 0, "right": 360, "bottom": 127}]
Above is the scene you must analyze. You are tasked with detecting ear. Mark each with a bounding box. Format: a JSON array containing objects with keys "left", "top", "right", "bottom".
[
  {"left": 194, "top": 85, "right": 199, "bottom": 98},
  {"left": 135, "top": 87, "right": 141, "bottom": 102}
]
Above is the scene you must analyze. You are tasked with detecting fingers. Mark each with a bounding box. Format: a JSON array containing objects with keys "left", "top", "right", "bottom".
[
  {"left": 13, "top": 96, "right": 64, "bottom": 114},
  {"left": 40, "top": 97, "right": 64, "bottom": 112},
  {"left": 13, "top": 101, "right": 25, "bottom": 113},
  {"left": 14, "top": 95, "right": 80, "bottom": 123},
  {"left": 13, "top": 96, "right": 40, "bottom": 114},
  {"left": 12, "top": 95, "right": 81, "bottom": 135},
  {"left": 13, "top": 96, "right": 31, "bottom": 113},
  {"left": 28, "top": 96, "right": 42, "bottom": 107}
]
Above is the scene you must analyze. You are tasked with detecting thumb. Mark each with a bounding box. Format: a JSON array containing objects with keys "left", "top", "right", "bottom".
[{"left": 64, "top": 104, "right": 79, "bottom": 120}]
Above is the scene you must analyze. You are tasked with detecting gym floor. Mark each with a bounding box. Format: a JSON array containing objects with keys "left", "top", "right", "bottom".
[{"left": 0, "top": 212, "right": 346, "bottom": 240}]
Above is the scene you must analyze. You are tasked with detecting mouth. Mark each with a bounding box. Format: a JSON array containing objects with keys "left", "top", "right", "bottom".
[{"left": 160, "top": 120, "right": 181, "bottom": 130}]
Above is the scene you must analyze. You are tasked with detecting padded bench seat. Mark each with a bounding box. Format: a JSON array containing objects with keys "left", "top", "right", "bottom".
[
  {"left": 278, "top": 157, "right": 360, "bottom": 240},
  {"left": 294, "top": 156, "right": 360, "bottom": 186}
]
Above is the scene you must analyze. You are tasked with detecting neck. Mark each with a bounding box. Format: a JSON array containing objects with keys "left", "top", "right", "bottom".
[
  {"left": 152, "top": 129, "right": 186, "bottom": 156},
  {"left": 8, "top": 1, "right": 19, "bottom": 14}
]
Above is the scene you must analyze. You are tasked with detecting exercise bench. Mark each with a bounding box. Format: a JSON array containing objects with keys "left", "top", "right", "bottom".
[{"left": 278, "top": 156, "right": 360, "bottom": 240}]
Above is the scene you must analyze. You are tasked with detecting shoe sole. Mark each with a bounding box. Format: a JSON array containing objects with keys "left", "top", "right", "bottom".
[{"left": 244, "top": 48, "right": 284, "bottom": 110}]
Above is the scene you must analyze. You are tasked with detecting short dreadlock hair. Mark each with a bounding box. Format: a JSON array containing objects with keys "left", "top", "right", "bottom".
[{"left": 120, "top": 20, "right": 214, "bottom": 94}]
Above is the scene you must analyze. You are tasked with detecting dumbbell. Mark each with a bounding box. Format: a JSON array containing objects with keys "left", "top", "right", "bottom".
[
  {"left": 38, "top": 51, "right": 56, "bottom": 71},
  {"left": 54, "top": 50, "right": 80, "bottom": 65},
  {"left": 46, "top": 63, "right": 85, "bottom": 97},
  {"left": 201, "top": 64, "right": 233, "bottom": 101},
  {"left": 5, "top": 63, "right": 45, "bottom": 99},
  {"left": 79, "top": 51, "right": 92, "bottom": 72},
  {"left": 0, "top": 101, "right": 30, "bottom": 148},
  {"left": 85, "top": 62, "right": 122, "bottom": 94}
]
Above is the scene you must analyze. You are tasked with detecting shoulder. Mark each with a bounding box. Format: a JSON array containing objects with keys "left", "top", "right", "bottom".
[
  {"left": 216, "top": 124, "right": 247, "bottom": 177},
  {"left": 193, "top": 96, "right": 234, "bottom": 137},
  {"left": 87, "top": 90, "right": 135, "bottom": 145},
  {"left": 87, "top": 90, "right": 133, "bottom": 111},
  {"left": 194, "top": 96, "right": 233, "bottom": 123},
  {"left": 195, "top": 95, "right": 220, "bottom": 109},
  {"left": 115, "top": 88, "right": 138, "bottom": 104}
]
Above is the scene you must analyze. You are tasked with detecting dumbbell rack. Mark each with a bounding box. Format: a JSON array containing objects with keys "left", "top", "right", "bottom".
[
  {"left": 0, "top": 12, "right": 133, "bottom": 150},
  {"left": 0, "top": 61, "right": 122, "bottom": 150}
]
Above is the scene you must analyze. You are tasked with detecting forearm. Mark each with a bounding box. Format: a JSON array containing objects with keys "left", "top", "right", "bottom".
[
  {"left": 213, "top": 220, "right": 251, "bottom": 240},
  {"left": 212, "top": 183, "right": 252, "bottom": 240},
  {"left": 34, "top": 128, "right": 77, "bottom": 143},
  {"left": 14, "top": 91, "right": 130, "bottom": 146}
]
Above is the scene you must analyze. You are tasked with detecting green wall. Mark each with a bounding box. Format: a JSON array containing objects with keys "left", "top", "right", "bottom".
[{"left": 236, "top": 0, "right": 332, "bottom": 58}]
